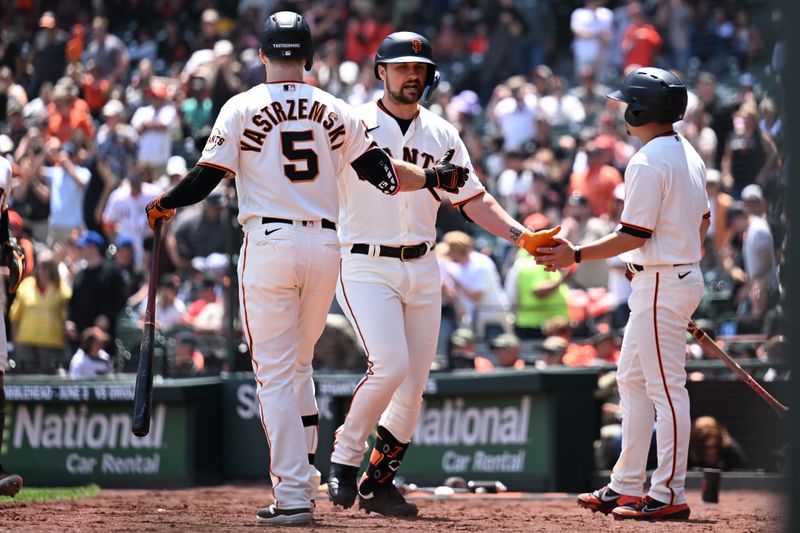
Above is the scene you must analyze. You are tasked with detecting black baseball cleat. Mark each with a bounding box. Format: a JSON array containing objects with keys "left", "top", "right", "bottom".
[
  {"left": 256, "top": 504, "right": 312, "bottom": 525},
  {"left": 0, "top": 472, "right": 23, "bottom": 497},
  {"left": 328, "top": 463, "right": 359, "bottom": 509},
  {"left": 358, "top": 483, "right": 419, "bottom": 517}
]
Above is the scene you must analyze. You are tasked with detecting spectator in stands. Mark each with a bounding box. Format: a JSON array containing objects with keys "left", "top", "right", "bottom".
[
  {"left": 569, "top": 65, "right": 609, "bottom": 123},
  {"left": 40, "top": 141, "right": 90, "bottom": 246},
  {"left": 65, "top": 230, "right": 126, "bottom": 351},
  {"left": 538, "top": 76, "right": 585, "bottom": 132},
  {"left": 30, "top": 11, "right": 69, "bottom": 97},
  {"left": 131, "top": 80, "right": 178, "bottom": 176},
  {"left": 169, "top": 190, "right": 230, "bottom": 269},
  {"left": 444, "top": 231, "right": 512, "bottom": 341},
  {"left": 505, "top": 214, "right": 571, "bottom": 339},
  {"left": 494, "top": 150, "right": 534, "bottom": 220},
  {"left": 181, "top": 75, "right": 213, "bottom": 133},
  {"left": 168, "top": 331, "right": 204, "bottom": 378},
  {"left": 740, "top": 185, "right": 779, "bottom": 293},
  {"left": 569, "top": 138, "right": 622, "bottom": 218},
  {"left": 448, "top": 328, "right": 478, "bottom": 370},
  {"left": 139, "top": 275, "right": 187, "bottom": 331},
  {"left": 113, "top": 236, "right": 143, "bottom": 299},
  {"left": 84, "top": 17, "right": 129, "bottom": 87},
  {"left": 10, "top": 249, "right": 71, "bottom": 374},
  {"left": 682, "top": 100, "right": 718, "bottom": 169},
  {"left": 721, "top": 103, "right": 778, "bottom": 198},
  {"left": 696, "top": 72, "right": 738, "bottom": 168},
  {"left": 484, "top": 333, "right": 525, "bottom": 371},
  {"left": 47, "top": 83, "right": 94, "bottom": 145},
  {"left": 570, "top": 0, "right": 613, "bottom": 80},
  {"left": 3, "top": 100, "right": 26, "bottom": 149},
  {"left": 489, "top": 76, "right": 537, "bottom": 152},
  {"left": 705, "top": 170, "right": 734, "bottom": 262},
  {"left": 535, "top": 335, "right": 568, "bottom": 368},
  {"left": 102, "top": 161, "right": 161, "bottom": 266},
  {"left": 68, "top": 326, "right": 114, "bottom": 379},
  {"left": 560, "top": 193, "right": 611, "bottom": 289},
  {"left": 620, "top": 1, "right": 662, "bottom": 70},
  {"left": 80, "top": 60, "right": 111, "bottom": 119},
  {"left": 688, "top": 416, "right": 747, "bottom": 471},
  {"left": 655, "top": 0, "right": 693, "bottom": 71}
]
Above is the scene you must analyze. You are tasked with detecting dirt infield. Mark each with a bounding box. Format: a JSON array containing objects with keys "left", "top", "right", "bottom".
[{"left": 0, "top": 485, "right": 784, "bottom": 532}]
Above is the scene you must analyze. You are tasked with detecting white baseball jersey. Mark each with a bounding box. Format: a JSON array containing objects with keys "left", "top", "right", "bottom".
[
  {"left": 619, "top": 133, "right": 710, "bottom": 265},
  {"left": 337, "top": 101, "right": 486, "bottom": 247},
  {"left": 0, "top": 157, "right": 11, "bottom": 371},
  {"left": 199, "top": 81, "right": 375, "bottom": 224}
]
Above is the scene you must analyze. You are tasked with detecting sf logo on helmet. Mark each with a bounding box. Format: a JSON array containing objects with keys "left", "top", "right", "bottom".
[{"left": 411, "top": 39, "right": 423, "bottom": 54}]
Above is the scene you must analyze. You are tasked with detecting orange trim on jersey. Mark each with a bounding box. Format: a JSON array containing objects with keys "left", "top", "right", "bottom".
[
  {"left": 620, "top": 221, "right": 654, "bottom": 235},
  {"left": 241, "top": 233, "right": 283, "bottom": 505},
  {"left": 653, "top": 272, "right": 678, "bottom": 505},
  {"left": 332, "top": 258, "right": 375, "bottom": 458},
  {"left": 452, "top": 190, "right": 485, "bottom": 208},
  {"left": 702, "top": 211, "right": 711, "bottom": 220},
  {"left": 198, "top": 161, "right": 236, "bottom": 177}
]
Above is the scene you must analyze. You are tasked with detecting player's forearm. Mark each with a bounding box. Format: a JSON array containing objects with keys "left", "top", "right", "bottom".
[
  {"left": 393, "top": 159, "right": 427, "bottom": 191},
  {"left": 462, "top": 192, "right": 526, "bottom": 243},
  {"left": 159, "top": 164, "right": 226, "bottom": 209},
  {"left": 579, "top": 231, "right": 646, "bottom": 262}
]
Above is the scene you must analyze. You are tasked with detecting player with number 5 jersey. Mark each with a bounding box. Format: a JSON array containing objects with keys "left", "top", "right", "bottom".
[{"left": 145, "top": 11, "right": 469, "bottom": 527}]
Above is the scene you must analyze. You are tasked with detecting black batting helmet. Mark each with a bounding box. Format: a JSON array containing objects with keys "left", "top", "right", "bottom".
[
  {"left": 374, "top": 31, "right": 440, "bottom": 102},
  {"left": 260, "top": 11, "right": 314, "bottom": 71},
  {"left": 607, "top": 67, "right": 688, "bottom": 127}
]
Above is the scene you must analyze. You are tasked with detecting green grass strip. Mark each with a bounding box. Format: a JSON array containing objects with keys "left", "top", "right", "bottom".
[{"left": 0, "top": 483, "right": 101, "bottom": 504}]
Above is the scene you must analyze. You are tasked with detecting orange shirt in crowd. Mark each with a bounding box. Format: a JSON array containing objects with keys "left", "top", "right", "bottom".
[
  {"left": 48, "top": 100, "right": 94, "bottom": 143},
  {"left": 474, "top": 356, "right": 526, "bottom": 372},
  {"left": 569, "top": 164, "right": 622, "bottom": 217},
  {"left": 82, "top": 74, "right": 111, "bottom": 114},
  {"left": 562, "top": 343, "right": 597, "bottom": 367},
  {"left": 623, "top": 23, "right": 662, "bottom": 69}
]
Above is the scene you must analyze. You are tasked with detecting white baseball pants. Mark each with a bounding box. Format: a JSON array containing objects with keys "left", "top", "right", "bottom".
[
  {"left": 238, "top": 219, "right": 340, "bottom": 509},
  {"left": 331, "top": 249, "right": 441, "bottom": 467},
  {"left": 609, "top": 264, "right": 704, "bottom": 505}
]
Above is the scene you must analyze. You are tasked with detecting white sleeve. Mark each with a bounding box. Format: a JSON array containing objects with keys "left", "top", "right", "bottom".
[
  {"left": 0, "top": 158, "right": 11, "bottom": 209},
  {"left": 198, "top": 99, "right": 243, "bottom": 176},
  {"left": 338, "top": 105, "right": 375, "bottom": 165},
  {"left": 619, "top": 162, "right": 662, "bottom": 239}
]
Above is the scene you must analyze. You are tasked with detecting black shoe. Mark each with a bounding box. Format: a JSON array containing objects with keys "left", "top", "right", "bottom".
[
  {"left": 328, "top": 463, "right": 358, "bottom": 509},
  {"left": 0, "top": 472, "right": 23, "bottom": 497},
  {"left": 358, "top": 483, "right": 419, "bottom": 517},
  {"left": 256, "top": 504, "right": 312, "bottom": 525}
]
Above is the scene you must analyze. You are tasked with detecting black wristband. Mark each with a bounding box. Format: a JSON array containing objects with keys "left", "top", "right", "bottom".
[
  {"left": 574, "top": 246, "right": 582, "bottom": 264},
  {"left": 423, "top": 168, "right": 438, "bottom": 189}
]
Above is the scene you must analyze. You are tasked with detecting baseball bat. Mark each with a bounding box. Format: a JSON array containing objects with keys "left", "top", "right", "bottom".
[
  {"left": 132, "top": 218, "right": 163, "bottom": 437},
  {"left": 687, "top": 320, "right": 788, "bottom": 418}
]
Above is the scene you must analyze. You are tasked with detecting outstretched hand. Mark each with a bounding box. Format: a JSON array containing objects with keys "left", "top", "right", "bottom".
[
  {"left": 427, "top": 148, "right": 469, "bottom": 193},
  {"left": 534, "top": 237, "right": 577, "bottom": 272}
]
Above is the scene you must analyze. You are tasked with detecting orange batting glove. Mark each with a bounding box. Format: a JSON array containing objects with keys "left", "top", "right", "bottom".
[
  {"left": 516, "top": 226, "right": 561, "bottom": 256},
  {"left": 145, "top": 195, "right": 175, "bottom": 230}
]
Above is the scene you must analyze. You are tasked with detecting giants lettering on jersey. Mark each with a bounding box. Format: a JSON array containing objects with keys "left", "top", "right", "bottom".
[{"left": 240, "top": 98, "right": 346, "bottom": 153}]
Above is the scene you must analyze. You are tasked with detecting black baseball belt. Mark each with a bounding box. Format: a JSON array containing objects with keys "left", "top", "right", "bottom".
[
  {"left": 262, "top": 217, "right": 336, "bottom": 230},
  {"left": 351, "top": 242, "right": 430, "bottom": 261}
]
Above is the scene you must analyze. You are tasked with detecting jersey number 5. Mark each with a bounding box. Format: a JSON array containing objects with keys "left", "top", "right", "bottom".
[{"left": 281, "top": 130, "right": 319, "bottom": 182}]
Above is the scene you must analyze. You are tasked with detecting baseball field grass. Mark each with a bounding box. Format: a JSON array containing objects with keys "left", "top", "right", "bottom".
[{"left": 0, "top": 483, "right": 100, "bottom": 505}]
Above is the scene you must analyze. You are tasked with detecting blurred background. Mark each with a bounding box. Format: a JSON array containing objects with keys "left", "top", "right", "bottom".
[{"left": 0, "top": 0, "right": 788, "bottom": 488}]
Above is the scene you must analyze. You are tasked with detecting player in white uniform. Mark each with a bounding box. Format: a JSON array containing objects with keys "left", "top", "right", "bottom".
[
  {"left": 145, "top": 12, "right": 469, "bottom": 526},
  {"left": 0, "top": 156, "right": 23, "bottom": 497},
  {"left": 327, "top": 32, "right": 560, "bottom": 517},
  {"left": 536, "top": 68, "right": 710, "bottom": 521}
]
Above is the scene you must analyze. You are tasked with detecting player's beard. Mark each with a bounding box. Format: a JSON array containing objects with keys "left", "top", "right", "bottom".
[{"left": 386, "top": 78, "right": 422, "bottom": 105}]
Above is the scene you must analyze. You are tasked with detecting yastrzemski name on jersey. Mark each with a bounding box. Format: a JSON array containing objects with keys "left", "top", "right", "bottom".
[{"left": 240, "top": 97, "right": 347, "bottom": 152}]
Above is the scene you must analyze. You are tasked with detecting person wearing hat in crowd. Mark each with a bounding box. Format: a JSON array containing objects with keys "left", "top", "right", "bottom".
[
  {"left": 734, "top": 184, "right": 779, "bottom": 298},
  {"left": 102, "top": 160, "right": 162, "bottom": 266},
  {"left": 536, "top": 335, "right": 568, "bottom": 368},
  {"left": 65, "top": 230, "right": 126, "bottom": 352},
  {"left": 68, "top": 326, "right": 114, "bottom": 379},
  {"left": 480, "top": 333, "right": 525, "bottom": 371},
  {"left": 504, "top": 213, "right": 572, "bottom": 340},
  {"left": 131, "top": 80, "right": 178, "bottom": 176},
  {"left": 158, "top": 155, "right": 187, "bottom": 190},
  {"left": 30, "top": 11, "right": 70, "bottom": 98},
  {"left": 3, "top": 100, "right": 27, "bottom": 149},
  {"left": 168, "top": 331, "right": 205, "bottom": 378},
  {"left": 113, "top": 235, "right": 143, "bottom": 298},
  {"left": 448, "top": 328, "right": 478, "bottom": 370},
  {"left": 47, "top": 82, "right": 94, "bottom": 144}
]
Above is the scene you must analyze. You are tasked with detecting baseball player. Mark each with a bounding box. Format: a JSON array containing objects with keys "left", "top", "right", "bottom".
[
  {"left": 327, "top": 31, "right": 559, "bottom": 517},
  {"left": 535, "top": 68, "right": 709, "bottom": 520},
  {"left": 145, "top": 12, "right": 469, "bottom": 526},
  {"left": 0, "top": 156, "right": 23, "bottom": 498}
]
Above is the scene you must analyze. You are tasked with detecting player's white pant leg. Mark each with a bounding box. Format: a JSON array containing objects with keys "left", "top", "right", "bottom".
[
  {"left": 609, "top": 328, "right": 652, "bottom": 498},
  {"left": 621, "top": 267, "right": 704, "bottom": 505},
  {"left": 331, "top": 254, "right": 411, "bottom": 467},
  {"left": 294, "top": 228, "right": 339, "bottom": 501},
  {"left": 239, "top": 224, "right": 338, "bottom": 510},
  {"left": 379, "top": 255, "right": 441, "bottom": 441}
]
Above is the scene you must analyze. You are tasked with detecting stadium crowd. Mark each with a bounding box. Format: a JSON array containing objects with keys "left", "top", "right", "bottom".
[{"left": 0, "top": 0, "right": 786, "bottom": 380}]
